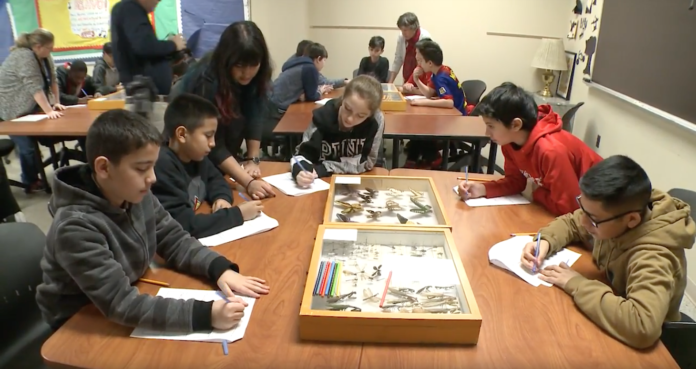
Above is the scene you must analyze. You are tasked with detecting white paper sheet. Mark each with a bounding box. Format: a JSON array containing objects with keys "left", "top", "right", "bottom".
[
  {"left": 315, "top": 98, "right": 331, "bottom": 105},
  {"left": 12, "top": 114, "right": 47, "bottom": 122},
  {"left": 130, "top": 288, "right": 255, "bottom": 343},
  {"left": 488, "top": 236, "right": 581, "bottom": 287},
  {"left": 453, "top": 185, "right": 531, "bottom": 207},
  {"left": 404, "top": 95, "right": 427, "bottom": 100},
  {"left": 335, "top": 176, "right": 361, "bottom": 185},
  {"left": 198, "top": 212, "right": 279, "bottom": 246},
  {"left": 93, "top": 97, "right": 107, "bottom": 101},
  {"left": 263, "top": 172, "right": 329, "bottom": 196},
  {"left": 64, "top": 104, "right": 87, "bottom": 109},
  {"left": 381, "top": 255, "right": 461, "bottom": 286}
]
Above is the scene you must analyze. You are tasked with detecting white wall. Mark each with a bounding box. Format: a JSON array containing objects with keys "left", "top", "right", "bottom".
[{"left": 565, "top": 0, "right": 696, "bottom": 302}]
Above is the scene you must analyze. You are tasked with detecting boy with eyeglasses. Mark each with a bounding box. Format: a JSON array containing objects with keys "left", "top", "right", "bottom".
[{"left": 520, "top": 155, "right": 695, "bottom": 349}]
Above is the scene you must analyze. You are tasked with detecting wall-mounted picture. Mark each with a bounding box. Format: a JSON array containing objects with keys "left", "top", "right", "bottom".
[{"left": 556, "top": 51, "right": 577, "bottom": 100}]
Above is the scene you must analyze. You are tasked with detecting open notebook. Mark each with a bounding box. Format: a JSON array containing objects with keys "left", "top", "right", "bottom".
[
  {"left": 488, "top": 236, "right": 581, "bottom": 287},
  {"left": 453, "top": 185, "right": 530, "bottom": 207},
  {"left": 263, "top": 172, "right": 330, "bottom": 196},
  {"left": 131, "top": 288, "right": 255, "bottom": 343},
  {"left": 198, "top": 212, "right": 279, "bottom": 246}
]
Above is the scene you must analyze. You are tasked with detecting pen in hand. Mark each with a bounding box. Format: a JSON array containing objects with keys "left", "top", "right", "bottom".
[
  {"left": 532, "top": 231, "right": 542, "bottom": 273},
  {"left": 293, "top": 156, "right": 315, "bottom": 185},
  {"left": 238, "top": 192, "right": 250, "bottom": 202}
]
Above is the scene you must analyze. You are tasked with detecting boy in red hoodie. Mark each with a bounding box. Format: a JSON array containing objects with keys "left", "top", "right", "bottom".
[{"left": 458, "top": 83, "right": 602, "bottom": 215}]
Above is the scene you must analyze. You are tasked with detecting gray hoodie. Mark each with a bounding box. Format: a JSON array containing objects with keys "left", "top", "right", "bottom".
[{"left": 36, "top": 165, "right": 238, "bottom": 332}]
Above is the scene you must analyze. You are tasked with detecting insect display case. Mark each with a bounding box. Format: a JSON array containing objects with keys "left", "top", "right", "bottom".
[
  {"left": 87, "top": 90, "right": 126, "bottom": 110},
  {"left": 324, "top": 175, "right": 451, "bottom": 229},
  {"left": 299, "top": 225, "right": 481, "bottom": 344},
  {"left": 380, "top": 83, "right": 407, "bottom": 111}
]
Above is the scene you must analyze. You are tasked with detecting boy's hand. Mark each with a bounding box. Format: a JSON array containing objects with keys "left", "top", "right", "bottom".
[
  {"left": 211, "top": 298, "right": 247, "bottom": 330},
  {"left": 402, "top": 83, "right": 414, "bottom": 93},
  {"left": 296, "top": 170, "right": 318, "bottom": 188},
  {"left": 412, "top": 66, "right": 424, "bottom": 79},
  {"left": 409, "top": 99, "right": 422, "bottom": 106},
  {"left": 521, "top": 239, "right": 550, "bottom": 271},
  {"left": 78, "top": 96, "right": 93, "bottom": 104},
  {"left": 169, "top": 34, "right": 186, "bottom": 51},
  {"left": 95, "top": 92, "right": 103, "bottom": 98},
  {"left": 238, "top": 200, "right": 263, "bottom": 220},
  {"left": 319, "top": 85, "right": 333, "bottom": 94},
  {"left": 539, "top": 263, "right": 580, "bottom": 289},
  {"left": 217, "top": 269, "right": 270, "bottom": 299},
  {"left": 458, "top": 181, "right": 486, "bottom": 200},
  {"left": 116, "top": 84, "right": 124, "bottom": 91},
  {"left": 212, "top": 199, "right": 233, "bottom": 213},
  {"left": 247, "top": 180, "right": 276, "bottom": 199}
]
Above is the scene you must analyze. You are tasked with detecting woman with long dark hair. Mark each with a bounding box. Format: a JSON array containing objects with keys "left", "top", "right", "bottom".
[{"left": 171, "top": 21, "right": 275, "bottom": 199}]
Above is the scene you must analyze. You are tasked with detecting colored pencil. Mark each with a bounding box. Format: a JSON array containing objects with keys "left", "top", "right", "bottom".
[
  {"left": 330, "top": 262, "right": 340, "bottom": 297},
  {"left": 313, "top": 261, "right": 325, "bottom": 295},
  {"left": 320, "top": 261, "right": 332, "bottom": 297},
  {"left": 327, "top": 262, "right": 336, "bottom": 297},
  {"left": 324, "top": 262, "right": 336, "bottom": 296},
  {"left": 238, "top": 191, "right": 250, "bottom": 202},
  {"left": 138, "top": 278, "right": 170, "bottom": 287},
  {"left": 335, "top": 262, "right": 342, "bottom": 296},
  {"left": 378, "top": 271, "right": 393, "bottom": 308},
  {"left": 317, "top": 261, "right": 329, "bottom": 295},
  {"left": 222, "top": 339, "right": 229, "bottom": 355}
]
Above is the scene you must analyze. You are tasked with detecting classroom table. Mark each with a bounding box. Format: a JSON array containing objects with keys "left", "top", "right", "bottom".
[{"left": 40, "top": 163, "right": 677, "bottom": 369}]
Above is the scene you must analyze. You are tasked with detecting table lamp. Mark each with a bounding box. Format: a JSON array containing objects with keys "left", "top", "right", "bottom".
[{"left": 531, "top": 38, "right": 568, "bottom": 97}]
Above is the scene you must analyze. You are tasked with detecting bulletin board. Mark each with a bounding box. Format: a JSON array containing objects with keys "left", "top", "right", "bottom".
[
  {"left": 34, "top": 0, "right": 154, "bottom": 52},
  {"left": 0, "top": 0, "right": 14, "bottom": 64}
]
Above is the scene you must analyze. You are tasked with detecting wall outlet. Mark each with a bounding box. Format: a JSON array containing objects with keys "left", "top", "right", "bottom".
[{"left": 595, "top": 135, "right": 601, "bottom": 148}]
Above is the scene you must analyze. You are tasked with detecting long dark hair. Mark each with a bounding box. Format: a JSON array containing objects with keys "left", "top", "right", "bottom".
[{"left": 210, "top": 21, "right": 271, "bottom": 122}]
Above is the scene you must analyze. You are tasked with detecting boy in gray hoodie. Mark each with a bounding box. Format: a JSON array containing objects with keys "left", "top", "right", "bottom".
[{"left": 36, "top": 109, "right": 270, "bottom": 332}]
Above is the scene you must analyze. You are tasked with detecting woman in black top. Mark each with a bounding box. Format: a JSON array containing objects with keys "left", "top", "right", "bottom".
[{"left": 171, "top": 21, "right": 275, "bottom": 199}]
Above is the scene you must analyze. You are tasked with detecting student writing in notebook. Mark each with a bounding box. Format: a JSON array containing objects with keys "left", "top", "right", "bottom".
[
  {"left": 458, "top": 83, "right": 602, "bottom": 215},
  {"left": 152, "top": 93, "right": 263, "bottom": 238},
  {"left": 36, "top": 109, "right": 270, "bottom": 333},
  {"left": 521, "top": 155, "right": 694, "bottom": 348},
  {"left": 292, "top": 75, "right": 385, "bottom": 187}
]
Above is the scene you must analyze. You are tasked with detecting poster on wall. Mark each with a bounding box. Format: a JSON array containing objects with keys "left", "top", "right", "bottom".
[
  {"left": 177, "top": 0, "right": 249, "bottom": 57},
  {"left": 35, "top": 0, "right": 154, "bottom": 52}
]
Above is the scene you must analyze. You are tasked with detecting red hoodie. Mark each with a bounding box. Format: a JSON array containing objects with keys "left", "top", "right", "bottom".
[{"left": 483, "top": 105, "right": 603, "bottom": 216}]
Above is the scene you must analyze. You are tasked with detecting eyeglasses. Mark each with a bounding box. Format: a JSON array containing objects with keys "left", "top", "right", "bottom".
[{"left": 575, "top": 195, "right": 644, "bottom": 228}]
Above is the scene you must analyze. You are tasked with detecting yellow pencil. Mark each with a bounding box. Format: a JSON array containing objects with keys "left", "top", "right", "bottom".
[
  {"left": 456, "top": 177, "right": 492, "bottom": 182},
  {"left": 510, "top": 233, "right": 538, "bottom": 237},
  {"left": 138, "top": 278, "right": 170, "bottom": 287}
]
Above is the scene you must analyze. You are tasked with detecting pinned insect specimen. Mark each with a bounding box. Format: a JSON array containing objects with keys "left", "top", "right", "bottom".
[
  {"left": 364, "top": 187, "right": 378, "bottom": 197},
  {"left": 395, "top": 287, "right": 415, "bottom": 293},
  {"left": 387, "top": 188, "right": 402, "bottom": 197},
  {"left": 336, "top": 213, "right": 355, "bottom": 222},
  {"left": 371, "top": 265, "right": 382, "bottom": 279},
  {"left": 358, "top": 193, "right": 374, "bottom": 203},
  {"left": 385, "top": 200, "right": 402, "bottom": 211},
  {"left": 366, "top": 210, "right": 382, "bottom": 219},
  {"left": 388, "top": 287, "right": 418, "bottom": 302},
  {"left": 408, "top": 188, "right": 424, "bottom": 198},
  {"left": 397, "top": 213, "right": 417, "bottom": 225},
  {"left": 335, "top": 201, "right": 363, "bottom": 214},
  {"left": 339, "top": 184, "right": 360, "bottom": 199},
  {"left": 410, "top": 198, "right": 433, "bottom": 214},
  {"left": 362, "top": 288, "right": 379, "bottom": 301},
  {"left": 327, "top": 291, "right": 356, "bottom": 303},
  {"left": 417, "top": 285, "right": 433, "bottom": 294},
  {"left": 327, "top": 304, "right": 362, "bottom": 312}
]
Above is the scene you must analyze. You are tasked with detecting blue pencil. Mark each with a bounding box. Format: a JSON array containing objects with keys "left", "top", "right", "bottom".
[
  {"left": 238, "top": 192, "right": 250, "bottom": 202},
  {"left": 327, "top": 262, "right": 339, "bottom": 297},
  {"left": 324, "top": 261, "right": 336, "bottom": 296},
  {"left": 317, "top": 261, "right": 330, "bottom": 295},
  {"left": 313, "top": 261, "right": 325, "bottom": 295},
  {"left": 532, "top": 231, "right": 542, "bottom": 273},
  {"left": 222, "top": 339, "right": 228, "bottom": 355}
]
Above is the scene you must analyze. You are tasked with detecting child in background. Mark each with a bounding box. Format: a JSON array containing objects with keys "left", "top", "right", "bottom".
[
  {"left": 292, "top": 75, "right": 384, "bottom": 186},
  {"left": 357, "top": 36, "right": 389, "bottom": 83},
  {"left": 92, "top": 42, "right": 121, "bottom": 95},
  {"left": 404, "top": 38, "right": 466, "bottom": 169},
  {"left": 36, "top": 109, "right": 270, "bottom": 332},
  {"left": 522, "top": 155, "right": 694, "bottom": 349},
  {"left": 152, "top": 93, "right": 263, "bottom": 238},
  {"left": 56, "top": 60, "right": 100, "bottom": 106},
  {"left": 283, "top": 40, "right": 348, "bottom": 89},
  {"left": 459, "top": 82, "right": 602, "bottom": 216}
]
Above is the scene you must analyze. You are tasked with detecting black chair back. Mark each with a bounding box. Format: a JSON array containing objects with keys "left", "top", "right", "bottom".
[
  {"left": 561, "top": 102, "right": 585, "bottom": 132},
  {"left": 461, "top": 80, "right": 487, "bottom": 105}
]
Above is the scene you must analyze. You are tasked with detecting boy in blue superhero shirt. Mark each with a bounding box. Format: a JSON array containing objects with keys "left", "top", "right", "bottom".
[{"left": 404, "top": 38, "right": 467, "bottom": 169}]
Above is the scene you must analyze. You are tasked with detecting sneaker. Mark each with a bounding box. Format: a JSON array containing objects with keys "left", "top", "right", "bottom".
[{"left": 24, "top": 180, "right": 45, "bottom": 194}]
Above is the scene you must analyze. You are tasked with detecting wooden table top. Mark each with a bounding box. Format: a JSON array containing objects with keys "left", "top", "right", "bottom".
[
  {"left": 40, "top": 164, "right": 676, "bottom": 369},
  {"left": 285, "top": 88, "right": 462, "bottom": 116},
  {"left": 0, "top": 108, "right": 104, "bottom": 136}
]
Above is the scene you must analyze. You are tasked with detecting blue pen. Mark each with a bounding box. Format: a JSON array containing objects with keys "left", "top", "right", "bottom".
[
  {"left": 222, "top": 339, "right": 229, "bottom": 355},
  {"left": 81, "top": 88, "right": 88, "bottom": 97},
  {"left": 293, "top": 156, "right": 314, "bottom": 183},
  {"left": 238, "top": 192, "right": 250, "bottom": 202},
  {"left": 532, "top": 231, "right": 542, "bottom": 273}
]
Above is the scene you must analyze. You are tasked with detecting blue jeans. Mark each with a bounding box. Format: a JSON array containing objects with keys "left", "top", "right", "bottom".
[{"left": 8, "top": 136, "right": 39, "bottom": 184}]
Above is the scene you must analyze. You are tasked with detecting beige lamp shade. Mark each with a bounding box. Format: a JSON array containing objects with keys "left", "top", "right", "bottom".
[{"left": 531, "top": 38, "right": 568, "bottom": 71}]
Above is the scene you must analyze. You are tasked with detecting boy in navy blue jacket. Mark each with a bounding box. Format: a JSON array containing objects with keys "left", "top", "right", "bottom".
[{"left": 152, "top": 94, "right": 263, "bottom": 238}]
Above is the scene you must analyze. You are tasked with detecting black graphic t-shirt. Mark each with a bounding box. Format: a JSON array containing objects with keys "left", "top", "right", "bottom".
[{"left": 292, "top": 98, "right": 384, "bottom": 178}]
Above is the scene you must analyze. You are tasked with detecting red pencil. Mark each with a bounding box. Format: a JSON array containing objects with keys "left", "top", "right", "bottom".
[
  {"left": 378, "top": 271, "right": 393, "bottom": 308},
  {"left": 320, "top": 261, "right": 332, "bottom": 297}
]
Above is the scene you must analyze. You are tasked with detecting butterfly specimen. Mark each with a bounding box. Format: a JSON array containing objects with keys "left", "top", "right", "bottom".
[
  {"left": 366, "top": 210, "right": 382, "bottom": 219},
  {"left": 385, "top": 200, "right": 402, "bottom": 211},
  {"left": 334, "top": 201, "right": 363, "bottom": 214},
  {"left": 336, "top": 213, "right": 355, "bottom": 222}
]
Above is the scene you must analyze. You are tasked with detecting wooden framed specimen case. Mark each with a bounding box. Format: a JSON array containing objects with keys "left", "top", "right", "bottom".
[
  {"left": 87, "top": 90, "right": 126, "bottom": 110},
  {"left": 380, "top": 83, "right": 407, "bottom": 111},
  {"left": 323, "top": 175, "right": 451, "bottom": 229},
  {"left": 299, "top": 225, "right": 482, "bottom": 345}
]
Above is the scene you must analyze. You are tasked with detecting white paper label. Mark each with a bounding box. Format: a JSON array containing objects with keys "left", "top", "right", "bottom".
[
  {"left": 323, "top": 228, "right": 358, "bottom": 242},
  {"left": 335, "top": 176, "right": 361, "bottom": 185}
]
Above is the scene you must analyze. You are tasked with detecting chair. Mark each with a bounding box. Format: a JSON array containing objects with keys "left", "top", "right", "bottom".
[
  {"left": 0, "top": 139, "right": 27, "bottom": 190},
  {"left": 461, "top": 80, "right": 487, "bottom": 105},
  {"left": 662, "top": 188, "right": 696, "bottom": 368},
  {"left": 0, "top": 223, "right": 52, "bottom": 369},
  {"left": 561, "top": 102, "right": 584, "bottom": 133}
]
